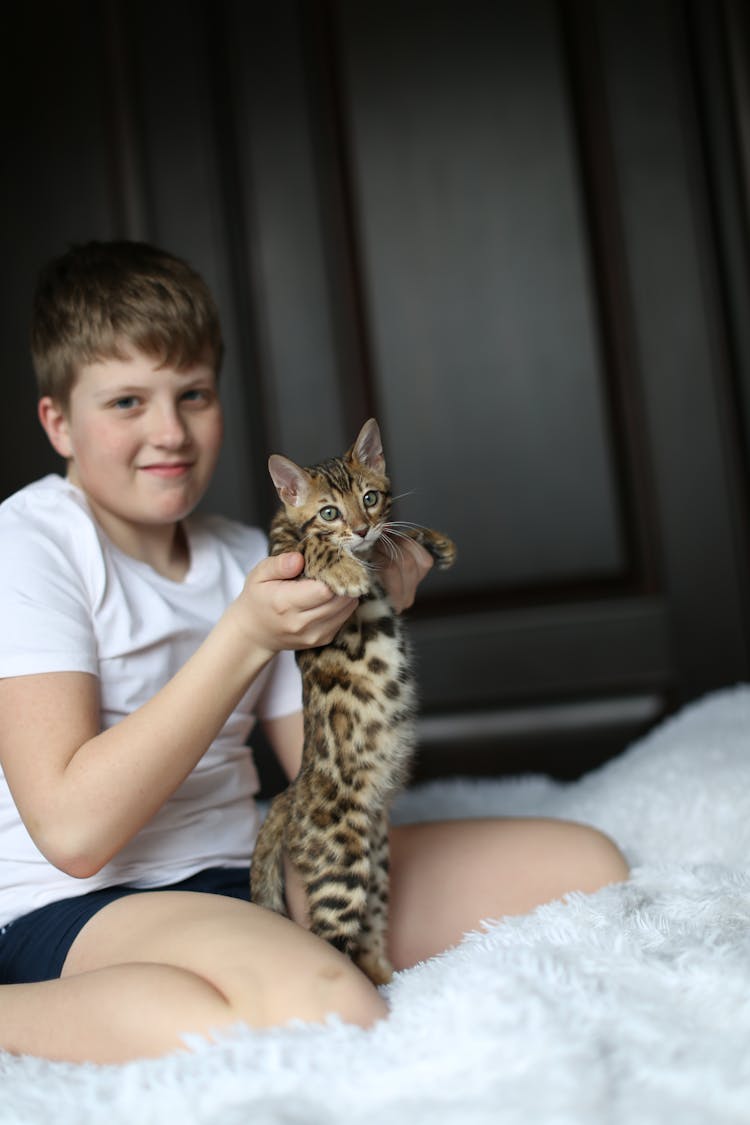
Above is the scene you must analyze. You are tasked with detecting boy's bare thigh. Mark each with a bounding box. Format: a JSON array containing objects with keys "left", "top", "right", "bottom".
[
  {"left": 387, "top": 817, "right": 629, "bottom": 969},
  {"left": 62, "top": 890, "right": 384, "bottom": 1029},
  {"left": 0, "top": 892, "right": 385, "bottom": 1063},
  {"left": 64, "top": 890, "right": 276, "bottom": 976}
]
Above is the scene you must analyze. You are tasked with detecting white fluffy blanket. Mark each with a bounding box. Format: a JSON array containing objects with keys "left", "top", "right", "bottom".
[{"left": 2, "top": 686, "right": 750, "bottom": 1124}]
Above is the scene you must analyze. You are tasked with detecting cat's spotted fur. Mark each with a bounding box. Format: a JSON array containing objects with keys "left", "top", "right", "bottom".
[{"left": 250, "top": 418, "right": 455, "bottom": 984}]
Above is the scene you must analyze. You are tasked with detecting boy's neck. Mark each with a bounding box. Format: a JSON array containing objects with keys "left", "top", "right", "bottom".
[{"left": 80, "top": 489, "right": 191, "bottom": 581}]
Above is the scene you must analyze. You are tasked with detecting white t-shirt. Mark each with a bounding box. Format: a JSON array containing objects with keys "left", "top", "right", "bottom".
[{"left": 0, "top": 475, "right": 302, "bottom": 926}]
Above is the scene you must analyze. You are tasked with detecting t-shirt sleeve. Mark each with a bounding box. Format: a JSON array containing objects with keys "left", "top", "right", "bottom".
[{"left": 0, "top": 518, "right": 98, "bottom": 678}]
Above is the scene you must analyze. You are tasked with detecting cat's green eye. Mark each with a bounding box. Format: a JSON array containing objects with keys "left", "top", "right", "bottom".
[
  {"left": 363, "top": 490, "right": 379, "bottom": 509},
  {"left": 319, "top": 505, "right": 341, "bottom": 522}
]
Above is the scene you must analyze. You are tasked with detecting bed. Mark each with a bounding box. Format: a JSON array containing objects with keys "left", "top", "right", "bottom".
[{"left": 2, "top": 685, "right": 749, "bottom": 1124}]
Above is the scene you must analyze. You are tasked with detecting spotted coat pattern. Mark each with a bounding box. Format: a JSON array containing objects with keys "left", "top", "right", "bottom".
[{"left": 250, "top": 420, "right": 455, "bottom": 985}]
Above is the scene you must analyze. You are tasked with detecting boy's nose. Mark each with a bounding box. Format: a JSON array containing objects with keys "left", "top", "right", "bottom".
[{"left": 152, "top": 406, "right": 189, "bottom": 448}]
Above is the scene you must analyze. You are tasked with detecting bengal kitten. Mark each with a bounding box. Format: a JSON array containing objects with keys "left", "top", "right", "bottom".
[{"left": 250, "top": 418, "right": 455, "bottom": 985}]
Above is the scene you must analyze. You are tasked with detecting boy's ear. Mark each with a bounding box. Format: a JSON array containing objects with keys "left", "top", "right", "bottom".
[{"left": 38, "top": 397, "right": 73, "bottom": 459}]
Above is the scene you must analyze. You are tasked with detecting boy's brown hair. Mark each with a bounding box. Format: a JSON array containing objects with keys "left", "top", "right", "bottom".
[{"left": 31, "top": 240, "right": 224, "bottom": 407}]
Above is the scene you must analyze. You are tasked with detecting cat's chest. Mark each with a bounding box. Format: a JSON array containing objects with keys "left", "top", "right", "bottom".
[
  {"left": 338, "top": 591, "right": 406, "bottom": 665},
  {"left": 297, "top": 590, "right": 411, "bottom": 700}
]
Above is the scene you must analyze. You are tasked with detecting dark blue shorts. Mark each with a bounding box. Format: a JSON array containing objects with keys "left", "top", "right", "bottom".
[{"left": 0, "top": 866, "right": 251, "bottom": 984}]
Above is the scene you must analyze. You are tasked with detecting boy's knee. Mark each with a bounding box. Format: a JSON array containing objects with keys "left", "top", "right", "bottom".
[
  {"left": 246, "top": 940, "right": 388, "bottom": 1030},
  {"left": 309, "top": 960, "right": 388, "bottom": 1029},
  {"left": 578, "top": 825, "right": 630, "bottom": 889}
]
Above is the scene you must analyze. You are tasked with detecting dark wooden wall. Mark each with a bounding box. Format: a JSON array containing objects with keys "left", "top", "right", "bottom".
[{"left": 3, "top": 0, "right": 750, "bottom": 784}]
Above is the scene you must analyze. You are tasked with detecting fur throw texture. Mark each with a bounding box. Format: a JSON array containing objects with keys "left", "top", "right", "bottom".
[{"left": 2, "top": 686, "right": 750, "bottom": 1124}]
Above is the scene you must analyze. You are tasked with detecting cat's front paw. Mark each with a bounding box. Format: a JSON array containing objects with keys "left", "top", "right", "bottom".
[
  {"left": 420, "top": 530, "right": 456, "bottom": 571},
  {"left": 318, "top": 559, "right": 370, "bottom": 598}
]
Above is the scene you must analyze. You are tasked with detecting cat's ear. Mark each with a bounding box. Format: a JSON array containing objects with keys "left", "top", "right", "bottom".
[
  {"left": 351, "top": 418, "right": 385, "bottom": 473},
  {"left": 268, "top": 454, "right": 312, "bottom": 507}
]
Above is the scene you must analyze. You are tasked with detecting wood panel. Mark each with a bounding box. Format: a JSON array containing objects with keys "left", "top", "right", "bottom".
[
  {"left": 595, "top": 0, "right": 750, "bottom": 695},
  {"left": 1, "top": 1, "right": 118, "bottom": 498},
  {"left": 333, "top": 0, "right": 626, "bottom": 597},
  {"left": 2, "top": 0, "right": 750, "bottom": 781}
]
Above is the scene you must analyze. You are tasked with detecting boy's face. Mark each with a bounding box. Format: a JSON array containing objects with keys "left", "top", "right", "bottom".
[{"left": 40, "top": 348, "right": 223, "bottom": 540}]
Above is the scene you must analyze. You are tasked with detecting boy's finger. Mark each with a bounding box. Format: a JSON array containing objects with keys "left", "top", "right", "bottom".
[{"left": 255, "top": 552, "right": 305, "bottom": 581}]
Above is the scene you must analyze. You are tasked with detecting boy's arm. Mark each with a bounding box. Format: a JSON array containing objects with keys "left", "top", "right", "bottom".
[
  {"left": 376, "top": 537, "right": 434, "bottom": 612},
  {"left": 0, "top": 553, "right": 355, "bottom": 879}
]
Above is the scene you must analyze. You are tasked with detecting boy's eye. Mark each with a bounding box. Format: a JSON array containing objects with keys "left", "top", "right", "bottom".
[
  {"left": 180, "top": 386, "right": 218, "bottom": 409},
  {"left": 112, "top": 396, "right": 139, "bottom": 411},
  {"left": 319, "top": 506, "right": 340, "bottom": 522},
  {"left": 362, "top": 490, "right": 379, "bottom": 509}
]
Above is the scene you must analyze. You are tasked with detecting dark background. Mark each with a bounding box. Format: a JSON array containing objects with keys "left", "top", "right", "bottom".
[{"left": 3, "top": 0, "right": 750, "bottom": 789}]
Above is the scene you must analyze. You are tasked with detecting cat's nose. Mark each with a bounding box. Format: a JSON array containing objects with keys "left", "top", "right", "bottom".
[{"left": 354, "top": 527, "right": 368, "bottom": 539}]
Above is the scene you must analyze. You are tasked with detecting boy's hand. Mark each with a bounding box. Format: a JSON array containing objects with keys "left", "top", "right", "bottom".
[
  {"left": 375, "top": 537, "right": 434, "bottom": 612},
  {"left": 234, "top": 552, "right": 357, "bottom": 657}
]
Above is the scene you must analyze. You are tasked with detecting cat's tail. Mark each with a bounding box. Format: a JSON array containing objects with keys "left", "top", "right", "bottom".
[{"left": 249, "top": 792, "right": 290, "bottom": 916}]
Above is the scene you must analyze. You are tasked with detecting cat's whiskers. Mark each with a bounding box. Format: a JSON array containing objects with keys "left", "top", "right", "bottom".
[
  {"left": 293, "top": 528, "right": 318, "bottom": 548},
  {"left": 375, "top": 531, "right": 411, "bottom": 570},
  {"left": 385, "top": 519, "right": 434, "bottom": 535}
]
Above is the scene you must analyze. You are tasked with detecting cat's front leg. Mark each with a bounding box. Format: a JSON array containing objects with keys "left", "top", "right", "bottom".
[
  {"left": 407, "top": 527, "right": 457, "bottom": 571},
  {"left": 304, "top": 546, "right": 371, "bottom": 598}
]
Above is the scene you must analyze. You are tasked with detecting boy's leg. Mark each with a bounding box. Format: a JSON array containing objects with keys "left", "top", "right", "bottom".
[
  {"left": 1, "top": 891, "right": 386, "bottom": 1063},
  {"left": 387, "top": 818, "right": 629, "bottom": 970},
  {"left": 3, "top": 818, "right": 628, "bottom": 1061},
  {"left": 2, "top": 962, "right": 252, "bottom": 1063}
]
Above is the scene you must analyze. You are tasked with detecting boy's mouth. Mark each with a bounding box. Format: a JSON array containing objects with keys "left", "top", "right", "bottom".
[{"left": 139, "top": 462, "right": 193, "bottom": 479}]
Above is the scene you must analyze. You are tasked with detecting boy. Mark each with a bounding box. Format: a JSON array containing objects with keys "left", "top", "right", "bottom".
[{"left": 0, "top": 241, "right": 628, "bottom": 1062}]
